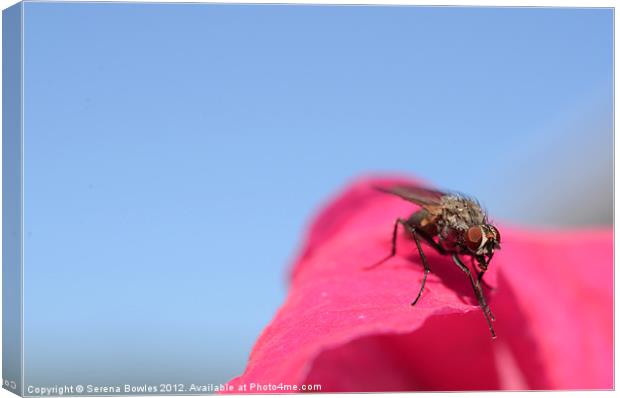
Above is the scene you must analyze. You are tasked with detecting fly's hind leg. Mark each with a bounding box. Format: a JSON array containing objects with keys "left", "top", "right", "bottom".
[
  {"left": 365, "top": 214, "right": 433, "bottom": 306},
  {"left": 365, "top": 217, "right": 406, "bottom": 270}
]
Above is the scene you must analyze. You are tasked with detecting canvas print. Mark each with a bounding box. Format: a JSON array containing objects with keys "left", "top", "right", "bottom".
[{"left": 2, "top": 1, "right": 613, "bottom": 395}]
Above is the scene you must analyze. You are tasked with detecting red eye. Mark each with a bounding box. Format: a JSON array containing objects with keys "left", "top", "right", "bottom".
[{"left": 465, "top": 226, "right": 483, "bottom": 252}]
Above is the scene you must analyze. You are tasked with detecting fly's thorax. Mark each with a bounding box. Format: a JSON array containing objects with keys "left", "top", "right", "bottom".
[{"left": 439, "top": 195, "right": 486, "bottom": 231}]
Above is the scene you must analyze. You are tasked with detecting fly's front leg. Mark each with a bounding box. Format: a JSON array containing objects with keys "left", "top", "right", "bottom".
[
  {"left": 365, "top": 218, "right": 406, "bottom": 270},
  {"left": 452, "top": 254, "right": 496, "bottom": 338},
  {"left": 470, "top": 255, "right": 494, "bottom": 320},
  {"left": 475, "top": 256, "right": 494, "bottom": 314},
  {"left": 477, "top": 270, "right": 486, "bottom": 284},
  {"left": 473, "top": 257, "right": 487, "bottom": 283},
  {"left": 475, "top": 269, "right": 494, "bottom": 320}
]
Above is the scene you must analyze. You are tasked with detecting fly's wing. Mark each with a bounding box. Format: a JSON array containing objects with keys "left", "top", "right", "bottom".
[{"left": 374, "top": 184, "right": 446, "bottom": 207}]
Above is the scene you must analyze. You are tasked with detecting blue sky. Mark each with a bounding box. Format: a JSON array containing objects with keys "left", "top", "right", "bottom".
[{"left": 20, "top": 2, "right": 612, "bottom": 387}]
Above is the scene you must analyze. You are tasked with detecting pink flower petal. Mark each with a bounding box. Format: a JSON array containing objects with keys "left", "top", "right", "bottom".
[{"left": 228, "top": 177, "right": 612, "bottom": 392}]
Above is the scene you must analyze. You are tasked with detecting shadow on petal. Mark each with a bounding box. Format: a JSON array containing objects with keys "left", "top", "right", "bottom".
[{"left": 304, "top": 272, "right": 550, "bottom": 392}]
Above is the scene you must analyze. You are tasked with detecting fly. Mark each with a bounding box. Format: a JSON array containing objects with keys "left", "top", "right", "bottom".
[{"left": 367, "top": 184, "right": 501, "bottom": 338}]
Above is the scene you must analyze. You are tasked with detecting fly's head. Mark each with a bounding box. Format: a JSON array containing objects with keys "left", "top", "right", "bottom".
[{"left": 464, "top": 224, "right": 501, "bottom": 270}]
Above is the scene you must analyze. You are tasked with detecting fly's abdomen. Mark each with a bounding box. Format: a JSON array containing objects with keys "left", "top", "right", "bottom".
[{"left": 407, "top": 209, "right": 439, "bottom": 236}]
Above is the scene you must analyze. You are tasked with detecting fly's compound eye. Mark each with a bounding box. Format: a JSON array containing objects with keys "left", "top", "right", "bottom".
[{"left": 465, "top": 226, "right": 485, "bottom": 253}]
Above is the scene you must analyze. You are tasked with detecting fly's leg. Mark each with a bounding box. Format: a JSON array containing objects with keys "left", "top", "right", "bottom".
[
  {"left": 365, "top": 218, "right": 406, "bottom": 270},
  {"left": 476, "top": 255, "right": 494, "bottom": 301},
  {"left": 409, "top": 226, "right": 431, "bottom": 306},
  {"left": 476, "top": 269, "right": 494, "bottom": 320},
  {"left": 477, "top": 270, "right": 486, "bottom": 284},
  {"left": 452, "top": 254, "right": 496, "bottom": 338},
  {"left": 415, "top": 230, "right": 447, "bottom": 255},
  {"left": 365, "top": 219, "right": 432, "bottom": 306},
  {"left": 470, "top": 256, "right": 495, "bottom": 321},
  {"left": 412, "top": 229, "right": 495, "bottom": 322}
]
